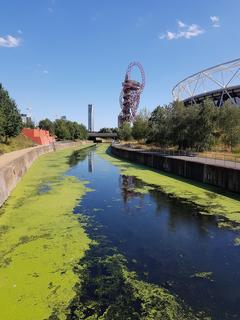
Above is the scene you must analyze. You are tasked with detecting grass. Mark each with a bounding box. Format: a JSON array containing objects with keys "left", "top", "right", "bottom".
[
  {"left": 0, "top": 134, "right": 35, "bottom": 154},
  {"left": 0, "top": 145, "right": 93, "bottom": 320}
]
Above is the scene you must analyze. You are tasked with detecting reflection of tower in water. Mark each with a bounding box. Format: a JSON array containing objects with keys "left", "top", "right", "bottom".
[
  {"left": 88, "top": 152, "right": 94, "bottom": 173},
  {"left": 119, "top": 175, "right": 145, "bottom": 206}
]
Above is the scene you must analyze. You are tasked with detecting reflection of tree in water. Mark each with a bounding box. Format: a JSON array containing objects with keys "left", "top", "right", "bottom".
[
  {"left": 149, "top": 189, "right": 217, "bottom": 237},
  {"left": 68, "top": 149, "right": 89, "bottom": 166},
  {"left": 120, "top": 175, "right": 145, "bottom": 204}
]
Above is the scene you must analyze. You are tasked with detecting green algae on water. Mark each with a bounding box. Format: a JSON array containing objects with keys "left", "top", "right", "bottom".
[
  {"left": 67, "top": 243, "right": 201, "bottom": 320},
  {"left": 191, "top": 272, "right": 213, "bottom": 280},
  {"left": 97, "top": 144, "right": 240, "bottom": 229},
  {"left": 234, "top": 237, "right": 240, "bottom": 246},
  {"left": 0, "top": 146, "right": 93, "bottom": 320},
  {"left": 92, "top": 208, "right": 104, "bottom": 212}
]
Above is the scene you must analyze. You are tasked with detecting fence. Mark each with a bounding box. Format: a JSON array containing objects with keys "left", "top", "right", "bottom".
[{"left": 117, "top": 144, "right": 240, "bottom": 169}]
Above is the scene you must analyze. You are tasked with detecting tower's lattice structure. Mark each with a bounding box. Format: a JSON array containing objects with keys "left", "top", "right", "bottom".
[{"left": 118, "top": 62, "right": 145, "bottom": 126}]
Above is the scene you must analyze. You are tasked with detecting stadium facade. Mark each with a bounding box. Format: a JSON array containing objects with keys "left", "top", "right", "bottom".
[{"left": 172, "top": 58, "right": 240, "bottom": 107}]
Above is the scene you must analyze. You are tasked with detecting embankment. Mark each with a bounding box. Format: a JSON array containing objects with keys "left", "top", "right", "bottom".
[
  {"left": 0, "top": 141, "right": 93, "bottom": 207},
  {"left": 111, "top": 144, "right": 240, "bottom": 194}
]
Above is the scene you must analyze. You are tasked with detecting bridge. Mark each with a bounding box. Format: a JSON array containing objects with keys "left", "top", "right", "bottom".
[
  {"left": 172, "top": 58, "right": 240, "bottom": 107},
  {"left": 88, "top": 132, "right": 118, "bottom": 139}
]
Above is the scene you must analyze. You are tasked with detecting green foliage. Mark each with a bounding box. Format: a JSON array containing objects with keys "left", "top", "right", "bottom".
[
  {"left": 148, "top": 100, "right": 239, "bottom": 151},
  {"left": 39, "top": 119, "right": 87, "bottom": 141},
  {"left": 218, "top": 102, "right": 240, "bottom": 149},
  {"left": 99, "top": 127, "right": 118, "bottom": 134},
  {"left": 68, "top": 121, "right": 88, "bottom": 140},
  {"left": 54, "top": 119, "right": 71, "bottom": 140},
  {"left": 118, "top": 122, "right": 132, "bottom": 141},
  {"left": 170, "top": 101, "right": 199, "bottom": 149},
  {"left": 24, "top": 117, "right": 35, "bottom": 129},
  {"left": 39, "top": 118, "right": 55, "bottom": 134},
  {"left": 193, "top": 100, "right": 218, "bottom": 151},
  {"left": 147, "top": 105, "right": 172, "bottom": 147},
  {"left": 169, "top": 100, "right": 217, "bottom": 151},
  {"left": 132, "top": 109, "right": 151, "bottom": 141},
  {"left": 0, "top": 84, "right": 22, "bottom": 141},
  {"left": 0, "top": 110, "right": 4, "bottom": 137},
  {"left": 0, "top": 134, "right": 34, "bottom": 154}
]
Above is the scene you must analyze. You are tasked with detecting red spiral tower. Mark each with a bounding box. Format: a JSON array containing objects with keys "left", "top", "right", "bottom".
[{"left": 118, "top": 62, "right": 145, "bottom": 127}]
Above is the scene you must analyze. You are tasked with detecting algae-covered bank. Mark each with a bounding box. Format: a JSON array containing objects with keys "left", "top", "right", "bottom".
[
  {"left": 0, "top": 146, "right": 93, "bottom": 320},
  {"left": 69, "top": 145, "right": 239, "bottom": 319},
  {"left": 98, "top": 145, "right": 240, "bottom": 229}
]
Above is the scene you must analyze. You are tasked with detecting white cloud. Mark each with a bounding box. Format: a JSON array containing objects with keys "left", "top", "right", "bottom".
[
  {"left": 17, "top": 29, "right": 23, "bottom": 34},
  {"left": 0, "top": 35, "right": 21, "bottom": 48},
  {"left": 178, "top": 20, "right": 186, "bottom": 28},
  {"left": 43, "top": 70, "right": 49, "bottom": 74},
  {"left": 159, "top": 21, "right": 204, "bottom": 40},
  {"left": 210, "top": 16, "right": 220, "bottom": 27}
]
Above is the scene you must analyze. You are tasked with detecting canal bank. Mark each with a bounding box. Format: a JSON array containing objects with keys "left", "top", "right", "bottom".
[
  {"left": 0, "top": 141, "right": 93, "bottom": 207},
  {"left": 99, "top": 144, "right": 240, "bottom": 229},
  {"left": 0, "top": 144, "right": 95, "bottom": 320},
  {"left": 66, "top": 145, "right": 240, "bottom": 319},
  {"left": 1, "top": 145, "right": 240, "bottom": 319},
  {"left": 111, "top": 144, "right": 240, "bottom": 194}
]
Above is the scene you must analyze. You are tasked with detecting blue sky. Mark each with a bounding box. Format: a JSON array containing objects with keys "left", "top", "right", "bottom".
[{"left": 0, "top": 0, "right": 239, "bottom": 130}]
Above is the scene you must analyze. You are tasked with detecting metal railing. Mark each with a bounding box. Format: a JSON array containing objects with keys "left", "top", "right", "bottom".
[{"left": 142, "top": 148, "right": 240, "bottom": 169}]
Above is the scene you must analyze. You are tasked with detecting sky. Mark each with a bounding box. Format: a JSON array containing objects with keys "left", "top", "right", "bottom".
[{"left": 0, "top": 0, "right": 239, "bottom": 130}]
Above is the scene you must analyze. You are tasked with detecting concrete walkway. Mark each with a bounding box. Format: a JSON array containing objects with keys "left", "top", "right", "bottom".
[
  {"left": 158, "top": 154, "right": 240, "bottom": 171},
  {"left": 0, "top": 141, "right": 83, "bottom": 169},
  {"left": 0, "top": 145, "right": 46, "bottom": 168},
  {"left": 119, "top": 146, "right": 240, "bottom": 171},
  {"left": 0, "top": 141, "right": 91, "bottom": 207}
]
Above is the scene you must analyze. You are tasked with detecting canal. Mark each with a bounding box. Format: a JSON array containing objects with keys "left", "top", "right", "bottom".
[
  {"left": 67, "top": 145, "right": 240, "bottom": 320},
  {"left": 1, "top": 145, "right": 240, "bottom": 320}
]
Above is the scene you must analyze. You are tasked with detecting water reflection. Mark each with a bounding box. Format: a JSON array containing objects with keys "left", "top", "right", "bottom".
[
  {"left": 120, "top": 175, "right": 139, "bottom": 203},
  {"left": 88, "top": 151, "right": 94, "bottom": 173},
  {"left": 68, "top": 149, "right": 89, "bottom": 166},
  {"left": 68, "top": 149, "right": 240, "bottom": 320}
]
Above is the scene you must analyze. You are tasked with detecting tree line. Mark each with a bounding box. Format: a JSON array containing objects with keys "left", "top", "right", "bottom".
[
  {"left": 0, "top": 84, "right": 87, "bottom": 142},
  {"left": 0, "top": 84, "right": 23, "bottom": 142},
  {"left": 1, "top": 82, "right": 240, "bottom": 149},
  {"left": 119, "top": 100, "right": 240, "bottom": 151},
  {"left": 39, "top": 118, "right": 87, "bottom": 140}
]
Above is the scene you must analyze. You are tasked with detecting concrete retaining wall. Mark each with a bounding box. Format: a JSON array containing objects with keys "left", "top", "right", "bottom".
[
  {"left": 111, "top": 145, "right": 240, "bottom": 194},
  {"left": 0, "top": 141, "right": 93, "bottom": 207}
]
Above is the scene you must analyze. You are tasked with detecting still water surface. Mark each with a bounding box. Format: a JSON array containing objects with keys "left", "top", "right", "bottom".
[{"left": 67, "top": 147, "right": 240, "bottom": 319}]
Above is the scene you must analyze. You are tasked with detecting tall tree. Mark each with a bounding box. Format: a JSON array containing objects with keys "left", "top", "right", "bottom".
[
  {"left": 0, "top": 84, "right": 22, "bottom": 141},
  {"left": 194, "top": 100, "right": 218, "bottom": 151},
  {"left": 118, "top": 122, "right": 132, "bottom": 141},
  {"left": 52, "top": 119, "right": 87, "bottom": 140},
  {"left": 54, "top": 119, "right": 71, "bottom": 140},
  {"left": 147, "top": 105, "right": 171, "bottom": 146},
  {"left": 219, "top": 102, "right": 240, "bottom": 150},
  {"left": 39, "top": 118, "right": 54, "bottom": 134},
  {"left": 132, "top": 108, "right": 150, "bottom": 141}
]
